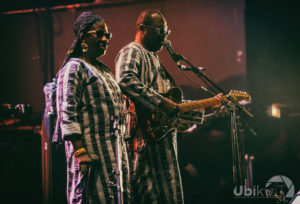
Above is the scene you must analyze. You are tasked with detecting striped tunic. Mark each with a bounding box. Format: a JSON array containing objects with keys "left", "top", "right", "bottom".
[
  {"left": 54, "top": 58, "right": 131, "bottom": 204},
  {"left": 115, "top": 42, "right": 184, "bottom": 203}
]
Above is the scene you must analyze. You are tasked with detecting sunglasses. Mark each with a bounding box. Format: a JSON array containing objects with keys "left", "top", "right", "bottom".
[
  {"left": 87, "top": 30, "right": 112, "bottom": 39},
  {"left": 140, "top": 24, "right": 171, "bottom": 37}
]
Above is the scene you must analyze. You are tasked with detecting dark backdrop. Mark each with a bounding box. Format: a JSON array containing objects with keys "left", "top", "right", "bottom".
[{"left": 0, "top": 0, "right": 247, "bottom": 114}]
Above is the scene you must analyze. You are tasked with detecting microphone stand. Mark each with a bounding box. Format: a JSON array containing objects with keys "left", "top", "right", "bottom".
[
  {"left": 171, "top": 52, "right": 254, "bottom": 187},
  {"left": 176, "top": 54, "right": 253, "bottom": 117}
]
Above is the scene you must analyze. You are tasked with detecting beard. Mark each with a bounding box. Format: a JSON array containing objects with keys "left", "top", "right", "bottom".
[{"left": 143, "top": 35, "right": 164, "bottom": 52}]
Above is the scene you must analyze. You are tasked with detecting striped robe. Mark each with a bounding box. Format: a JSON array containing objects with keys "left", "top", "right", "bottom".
[
  {"left": 54, "top": 58, "right": 131, "bottom": 204},
  {"left": 115, "top": 42, "right": 184, "bottom": 203}
]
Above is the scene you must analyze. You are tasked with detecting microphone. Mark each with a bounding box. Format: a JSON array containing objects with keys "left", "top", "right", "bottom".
[
  {"left": 180, "top": 65, "right": 207, "bottom": 71},
  {"left": 162, "top": 39, "right": 181, "bottom": 65}
]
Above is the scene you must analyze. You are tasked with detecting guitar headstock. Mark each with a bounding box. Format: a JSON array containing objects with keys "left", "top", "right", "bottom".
[{"left": 228, "top": 90, "right": 251, "bottom": 102}]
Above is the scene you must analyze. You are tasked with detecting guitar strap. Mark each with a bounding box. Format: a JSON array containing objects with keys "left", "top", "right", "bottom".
[
  {"left": 150, "top": 53, "right": 177, "bottom": 88},
  {"left": 160, "top": 63, "right": 178, "bottom": 87}
]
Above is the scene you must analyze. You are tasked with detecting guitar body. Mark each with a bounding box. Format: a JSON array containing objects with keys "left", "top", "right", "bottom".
[
  {"left": 135, "top": 87, "right": 251, "bottom": 143},
  {"left": 136, "top": 87, "right": 188, "bottom": 143}
]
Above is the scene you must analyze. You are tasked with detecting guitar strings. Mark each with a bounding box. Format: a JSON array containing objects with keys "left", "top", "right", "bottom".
[{"left": 178, "top": 69, "right": 228, "bottom": 108}]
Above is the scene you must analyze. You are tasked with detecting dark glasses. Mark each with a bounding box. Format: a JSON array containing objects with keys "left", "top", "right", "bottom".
[
  {"left": 87, "top": 30, "right": 112, "bottom": 39},
  {"left": 140, "top": 24, "right": 171, "bottom": 37}
]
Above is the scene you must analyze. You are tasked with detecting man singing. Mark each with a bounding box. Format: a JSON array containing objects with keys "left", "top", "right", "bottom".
[{"left": 115, "top": 9, "right": 184, "bottom": 203}]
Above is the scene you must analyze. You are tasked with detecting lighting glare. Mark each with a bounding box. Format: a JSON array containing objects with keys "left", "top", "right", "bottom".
[
  {"left": 271, "top": 104, "right": 281, "bottom": 118},
  {"left": 185, "top": 124, "right": 197, "bottom": 133}
]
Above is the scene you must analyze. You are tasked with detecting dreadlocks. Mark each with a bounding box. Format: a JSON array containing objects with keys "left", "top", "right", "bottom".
[{"left": 61, "top": 11, "right": 103, "bottom": 66}]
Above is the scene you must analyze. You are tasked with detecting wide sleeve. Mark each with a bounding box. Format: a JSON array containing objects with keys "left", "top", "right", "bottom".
[
  {"left": 56, "top": 61, "right": 84, "bottom": 141},
  {"left": 115, "top": 45, "right": 162, "bottom": 112}
]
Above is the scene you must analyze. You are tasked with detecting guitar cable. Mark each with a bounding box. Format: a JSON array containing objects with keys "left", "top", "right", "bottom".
[{"left": 177, "top": 67, "right": 228, "bottom": 105}]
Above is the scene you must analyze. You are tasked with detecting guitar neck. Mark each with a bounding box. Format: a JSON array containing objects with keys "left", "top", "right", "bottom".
[{"left": 178, "top": 97, "right": 219, "bottom": 113}]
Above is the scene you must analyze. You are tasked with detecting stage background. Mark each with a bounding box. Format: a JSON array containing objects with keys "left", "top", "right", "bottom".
[
  {"left": 0, "top": 0, "right": 299, "bottom": 203},
  {"left": 0, "top": 0, "right": 246, "bottom": 113}
]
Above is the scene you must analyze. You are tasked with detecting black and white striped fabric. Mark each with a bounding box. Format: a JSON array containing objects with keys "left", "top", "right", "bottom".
[
  {"left": 115, "top": 42, "right": 184, "bottom": 203},
  {"left": 55, "top": 58, "right": 131, "bottom": 204}
]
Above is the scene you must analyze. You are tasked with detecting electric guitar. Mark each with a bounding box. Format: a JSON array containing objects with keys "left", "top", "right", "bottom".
[{"left": 136, "top": 87, "right": 251, "bottom": 142}]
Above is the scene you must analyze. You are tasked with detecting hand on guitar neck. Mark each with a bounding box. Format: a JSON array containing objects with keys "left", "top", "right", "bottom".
[
  {"left": 160, "top": 93, "right": 223, "bottom": 115},
  {"left": 160, "top": 97, "right": 179, "bottom": 115},
  {"left": 211, "top": 93, "right": 224, "bottom": 109},
  {"left": 140, "top": 88, "right": 251, "bottom": 142}
]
